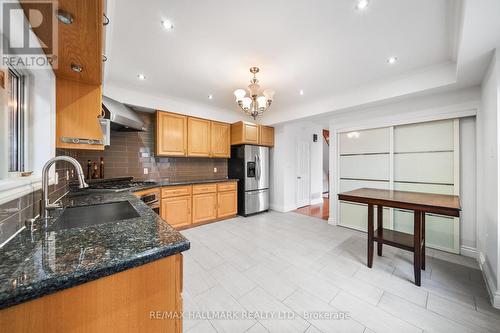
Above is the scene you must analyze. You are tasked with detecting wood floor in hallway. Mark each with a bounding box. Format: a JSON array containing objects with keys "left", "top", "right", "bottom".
[{"left": 294, "top": 197, "right": 329, "bottom": 221}]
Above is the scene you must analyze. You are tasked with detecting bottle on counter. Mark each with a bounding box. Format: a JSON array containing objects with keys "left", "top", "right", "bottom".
[
  {"left": 92, "top": 161, "right": 99, "bottom": 179},
  {"left": 99, "top": 157, "right": 104, "bottom": 179},
  {"left": 87, "top": 160, "right": 92, "bottom": 180}
]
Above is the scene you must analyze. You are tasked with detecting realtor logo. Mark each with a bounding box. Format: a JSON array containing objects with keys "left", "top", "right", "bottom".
[{"left": 1, "top": 1, "right": 58, "bottom": 68}]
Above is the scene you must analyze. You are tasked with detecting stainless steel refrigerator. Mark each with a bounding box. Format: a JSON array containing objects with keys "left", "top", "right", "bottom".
[{"left": 229, "top": 145, "right": 269, "bottom": 216}]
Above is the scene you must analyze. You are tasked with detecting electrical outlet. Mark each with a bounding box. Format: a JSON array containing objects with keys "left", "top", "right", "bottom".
[
  {"left": 55, "top": 172, "right": 59, "bottom": 185},
  {"left": 213, "top": 167, "right": 217, "bottom": 173},
  {"left": 143, "top": 168, "right": 149, "bottom": 175}
]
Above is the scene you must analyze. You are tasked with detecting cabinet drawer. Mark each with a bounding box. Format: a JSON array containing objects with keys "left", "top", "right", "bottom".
[
  {"left": 217, "top": 182, "right": 237, "bottom": 192},
  {"left": 162, "top": 185, "right": 192, "bottom": 198},
  {"left": 192, "top": 184, "right": 217, "bottom": 194}
]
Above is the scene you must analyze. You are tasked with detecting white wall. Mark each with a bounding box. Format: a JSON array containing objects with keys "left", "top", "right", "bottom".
[
  {"left": 477, "top": 49, "right": 500, "bottom": 306},
  {"left": 270, "top": 121, "right": 323, "bottom": 212}
]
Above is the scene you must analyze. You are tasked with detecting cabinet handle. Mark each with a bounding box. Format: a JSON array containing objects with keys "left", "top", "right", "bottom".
[
  {"left": 61, "top": 137, "right": 103, "bottom": 145},
  {"left": 103, "top": 13, "right": 110, "bottom": 26}
]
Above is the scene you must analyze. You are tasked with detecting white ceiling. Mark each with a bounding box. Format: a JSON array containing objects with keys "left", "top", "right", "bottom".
[{"left": 103, "top": 0, "right": 495, "bottom": 124}]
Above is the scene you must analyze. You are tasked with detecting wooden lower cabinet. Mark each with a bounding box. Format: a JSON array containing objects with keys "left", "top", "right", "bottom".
[
  {"left": 192, "top": 193, "right": 217, "bottom": 224},
  {"left": 161, "top": 182, "right": 238, "bottom": 229},
  {"left": 217, "top": 190, "right": 238, "bottom": 218},
  {"left": 0, "top": 254, "right": 183, "bottom": 333},
  {"left": 161, "top": 195, "right": 192, "bottom": 228}
]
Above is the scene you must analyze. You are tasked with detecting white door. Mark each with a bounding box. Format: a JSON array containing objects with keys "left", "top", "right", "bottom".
[{"left": 296, "top": 141, "right": 310, "bottom": 208}]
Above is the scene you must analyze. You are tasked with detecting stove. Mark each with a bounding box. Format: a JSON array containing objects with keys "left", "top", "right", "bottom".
[{"left": 85, "top": 177, "right": 158, "bottom": 192}]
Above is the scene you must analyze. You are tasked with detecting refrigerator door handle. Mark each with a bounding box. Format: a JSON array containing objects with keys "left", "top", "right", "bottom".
[
  {"left": 255, "top": 154, "right": 260, "bottom": 181},
  {"left": 257, "top": 154, "right": 261, "bottom": 181}
]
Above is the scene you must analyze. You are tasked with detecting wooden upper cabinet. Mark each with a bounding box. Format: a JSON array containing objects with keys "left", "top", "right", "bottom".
[
  {"left": 56, "top": 78, "right": 104, "bottom": 150},
  {"left": 231, "top": 121, "right": 274, "bottom": 147},
  {"left": 259, "top": 126, "right": 275, "bottom": 147},
  {"left": 55, "top": 0, "right": 104, "bottom": 84},
  {"left": 187, "top": 118, "right": 211, "bottom": 157},
  {"left": 21, "top": 0, "right": 104, "bottom": 84},
  {"left": 210, "top": 121, "right": 231, "bottom": 158},
  {"left": 155, "top": 113, "right": 231, "bottom": 158},
  {"left": 156, "top": 112, "right": 188, "bottom": 156},
  {"left": 231, "top": 121, "right": 259, "bottom": 145}
]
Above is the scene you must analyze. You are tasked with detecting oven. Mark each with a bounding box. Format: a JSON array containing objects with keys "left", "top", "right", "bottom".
[{"left": 135, "top": 188, "right": 160, "bottom": 215}]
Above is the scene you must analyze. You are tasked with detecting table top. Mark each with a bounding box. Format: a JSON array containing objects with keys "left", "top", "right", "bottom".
[{"left": 338, "top": 188, "right": 461, "bottom": 216}]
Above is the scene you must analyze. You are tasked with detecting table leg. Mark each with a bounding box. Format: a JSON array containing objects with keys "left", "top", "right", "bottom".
[
  {"left": 367, "top": 204, "right": 374, "bottom": 268},
  {"left": 422, "top": 212, "right": 426, "bottom": 270},
  {"left": 414, "top": 211, "right": 422, "bottom": 286},
  {"left": 377, "top": 205, "right": 383, "bottom": 256}
]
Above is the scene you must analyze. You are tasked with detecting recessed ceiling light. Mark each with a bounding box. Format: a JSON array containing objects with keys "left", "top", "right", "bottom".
[
  {"left": 208, "top": 94, "right": 213, "bottom": 100},
  {"left": 299, "top": 90, "right": 304, "bottom": 95},
  {"left": 161, "top": 20, "right": 174, "bottom": 31},
  {"left": 387, "top": 56, "right": 398, "bottom": 64},
  {"left": 137, "top": 74, "right": 146, "bottom": 80},
  {"left": 355, "top": 0, "right": 369, "bottom": 10}
]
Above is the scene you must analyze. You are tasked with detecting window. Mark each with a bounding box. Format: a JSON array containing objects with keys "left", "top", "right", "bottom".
[{"left": 8, "top": 68, "right": 26, "bottom": 173}]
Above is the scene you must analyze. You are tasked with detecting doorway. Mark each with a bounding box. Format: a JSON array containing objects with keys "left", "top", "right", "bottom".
[
  {"left": 296, "top": 141, "right": 310, "bottom": 208},
  {"left": 294, "top": 129, "right": 330, "bottom": 221}
]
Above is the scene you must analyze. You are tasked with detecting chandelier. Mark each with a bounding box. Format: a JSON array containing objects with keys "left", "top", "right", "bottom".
[{"left": 233, "top": 67, "right": 275, "bottom": 119}]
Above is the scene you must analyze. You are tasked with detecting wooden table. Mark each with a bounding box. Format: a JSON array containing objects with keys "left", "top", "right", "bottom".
[{"left": 338, "top": 188, "right": 461, "bottom": 286}]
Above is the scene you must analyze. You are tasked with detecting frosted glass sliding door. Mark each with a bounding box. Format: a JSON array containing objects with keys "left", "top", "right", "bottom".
[
  {"left": 338, "top": 127, "right": 390, "bottom": 231},
  {"left": 337, "top": 119, "right": 460, "bottom": 253},
  {"left": 393, "top": 119, "right": 459, "bottom": 253}
]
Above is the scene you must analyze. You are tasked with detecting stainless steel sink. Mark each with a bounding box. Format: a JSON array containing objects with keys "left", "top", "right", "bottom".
[{"left": 49, "top": 201, "right": 140, "bottom": 231}]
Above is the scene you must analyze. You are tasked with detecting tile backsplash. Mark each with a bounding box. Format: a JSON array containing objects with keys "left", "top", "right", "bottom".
[
  {"left": 0, "top": 112, "right": 229, "bottom": 245},
  {"left": 0, "top": 149, "right": 78, "bottom": 245},
  {"left": 66, "top": 112, "right": 228, "bottom": 182}
]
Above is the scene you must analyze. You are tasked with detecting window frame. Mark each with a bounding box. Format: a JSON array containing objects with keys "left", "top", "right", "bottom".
[{"left": 7, "top": 67, "right": 27, "bottom": 176}]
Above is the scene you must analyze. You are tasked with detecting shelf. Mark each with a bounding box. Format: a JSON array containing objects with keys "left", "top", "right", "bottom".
[{"left": 373, "top": 228, "right": 420, "bottom": 252}]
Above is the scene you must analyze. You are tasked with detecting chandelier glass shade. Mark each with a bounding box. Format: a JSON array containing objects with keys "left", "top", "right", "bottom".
[{"left": 234, "top": 67, "right": 275, "bottom": 119}]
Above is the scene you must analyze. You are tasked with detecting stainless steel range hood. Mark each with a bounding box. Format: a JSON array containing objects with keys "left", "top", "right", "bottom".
[{"left": 102, "top": 95, "right": 146, "bottom": 131}]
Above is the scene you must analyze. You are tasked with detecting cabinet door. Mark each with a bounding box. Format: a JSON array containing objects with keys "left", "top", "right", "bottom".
[
  {"left": 188, "top": 117, "right": 211, "bottom": 157},
  {"left": 210, "top": 121, "right": 230, "bottom": 158},
  {"left": 161, "top": 196, "right": 191, "bottom": 228},
  {"left": 259, "top": 126, "right": 274, "bottom": 147},
  {"left": 231, "top": 121, "right": 259, "bottom": 145},
  {"left": 243, "top": 122, "right": 259, "bottom": 144},
  {"left": 192, "top": 193, "right": 217, "bottom": 224},
  {"left": 156, "top": 112, "right": 187, "bottom": 156},
  {"left": 217, "top": 191, "right": 237, "bottom": 218},
  {"left": 56, "top": 79, "right": 104, "bottom": 150}
]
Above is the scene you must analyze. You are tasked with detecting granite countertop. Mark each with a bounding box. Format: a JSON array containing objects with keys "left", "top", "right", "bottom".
[
  {"left": 160, "top": 178, "right": 239, "bottom": 187},
  {"left": 128, "top": 178, "right": 239, "bottom": 191},
  {"left": 0, "top": 190, "right": 190, "bottom": 310}
]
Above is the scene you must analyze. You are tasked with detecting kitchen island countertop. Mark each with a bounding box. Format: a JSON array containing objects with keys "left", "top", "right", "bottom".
[{"left": 0, "top": 190, "right": 190, "bottom": 310}]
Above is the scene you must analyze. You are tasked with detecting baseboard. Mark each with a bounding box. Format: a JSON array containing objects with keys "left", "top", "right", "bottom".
[
  {"left": 310, "top": 198, "right": 324, "bottom": 205},
  {"left": 269, "top": 204, "right": 295, "bottom": 213},
  {"left": 460, "top": 245, "right": 478, "bottom": 259},
  {"left": 478, "top": 252, "right": 500, "bottom": 309},
  {"left": 327, "top": 217, "right": 337, "bottom": 226}
]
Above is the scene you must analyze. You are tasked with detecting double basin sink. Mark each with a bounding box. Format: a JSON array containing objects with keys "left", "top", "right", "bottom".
[{"left": 49, "top": 201, "right": 140, "bottom": 231}]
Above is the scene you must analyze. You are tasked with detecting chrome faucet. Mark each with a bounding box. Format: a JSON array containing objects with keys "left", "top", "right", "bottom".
[{"left": 41, "top": 156, "right": 88, "bottom": 220}]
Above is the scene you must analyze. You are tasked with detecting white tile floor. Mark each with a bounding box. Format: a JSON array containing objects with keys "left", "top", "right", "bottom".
[{"left": 180, "top": 211, "right": 500, "bottom": 333}]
